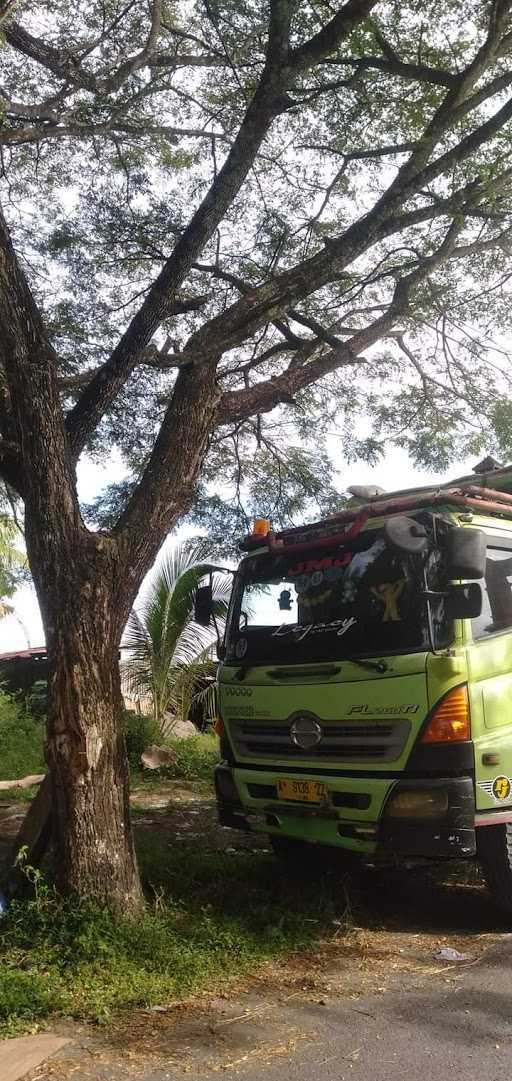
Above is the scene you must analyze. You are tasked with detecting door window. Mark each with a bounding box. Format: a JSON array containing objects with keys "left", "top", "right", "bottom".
[{"left": 472, "top": 547, "right": 512, "bottom": 639}]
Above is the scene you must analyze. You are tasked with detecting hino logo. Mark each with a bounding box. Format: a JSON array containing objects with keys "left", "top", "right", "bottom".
[
  {"left": 225, "top": 687, "right": 253, "bottom": 697},
  {"left": 290, "top": 713, "right": 323, "bottom": 750}
]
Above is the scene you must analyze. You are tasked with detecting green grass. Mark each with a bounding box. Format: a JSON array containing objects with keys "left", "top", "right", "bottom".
[
  {"left": 0, "top": 692, "right": 44, "bottom": 781},
  {"left": 0, "top": 709, "right": 337, "bottom": 1036},
  {"left": 0, "top": 834, "right": 349, "bottom": 1036},
  {"left": 124, "top": 711, "right": 219, "bottom": 782},
  {"left": 0, "top": 698, "right": 218, "bottom": 790},
  {"left": 163, "top": 732, "right": 219, "bottom": 781},
  {"left": 130, "top": 730, "right": 219, "bottom": 787}
]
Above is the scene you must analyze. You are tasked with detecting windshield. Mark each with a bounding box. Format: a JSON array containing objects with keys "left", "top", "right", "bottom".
[{"left": 225, "top": 526, "right": 451, "bottom": 665}]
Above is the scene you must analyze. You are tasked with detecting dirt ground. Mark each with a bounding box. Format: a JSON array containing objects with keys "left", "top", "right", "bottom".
[{"left": 2, "top": 783, "right": 511, "bottom": 1080}]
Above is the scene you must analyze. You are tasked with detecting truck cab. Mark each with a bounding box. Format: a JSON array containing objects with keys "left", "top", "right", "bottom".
[{"left": 198, "top": 466, "right": 512, "bottom": 912}]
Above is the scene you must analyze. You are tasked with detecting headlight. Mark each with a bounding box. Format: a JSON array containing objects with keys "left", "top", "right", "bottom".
[{"left": 385, "top": 788, "right": 449, "bottom": 819}]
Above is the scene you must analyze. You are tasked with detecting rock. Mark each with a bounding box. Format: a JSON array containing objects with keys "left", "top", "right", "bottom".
[
  {"left": 435, "top": 947, "right": 472, "bottom": 963},
  {"left": 141, "top": 744, "right": 178, "bottom": 770},
  {"left": 163, "top": 718, "right": 198, "bottom": 740}
]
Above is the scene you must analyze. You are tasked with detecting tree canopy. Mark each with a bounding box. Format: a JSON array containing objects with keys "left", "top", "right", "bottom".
[{"left": 3, "top": 0, "right": 512, "bottom": 546}]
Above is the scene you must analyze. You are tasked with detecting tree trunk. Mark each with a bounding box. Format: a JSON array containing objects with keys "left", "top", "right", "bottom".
[
  {"left": 46, "top": 630, "right": 142, "bottom": 913},
  {"left": 29, "top": 531, "right": 144, "bottom": 915}
]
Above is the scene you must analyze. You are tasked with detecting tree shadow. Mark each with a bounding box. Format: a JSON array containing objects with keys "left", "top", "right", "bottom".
[{"left": 134, "top": 801, "right": 511, "bottom": 942}]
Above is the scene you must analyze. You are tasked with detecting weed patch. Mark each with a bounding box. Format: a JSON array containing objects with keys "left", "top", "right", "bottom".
[
  {"left": 130, "top": 731, "right": 219, "bottom": 786},
  {"left": 0, "top": 834, "right": 347, "bottom": 1036},
  {"left": 165, "top": 732, "right": 219, "bottom": 781},
  {"left": 123, "top": 711, "right": 160, "bottom": 771},
  {"left": 0, "top": 692, "right": 44, "bottom": 781}
]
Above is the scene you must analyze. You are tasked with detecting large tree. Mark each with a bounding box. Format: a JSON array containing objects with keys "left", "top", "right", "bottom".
[{"left": 1, "top": 0, "right": 512, "bottom": 911}]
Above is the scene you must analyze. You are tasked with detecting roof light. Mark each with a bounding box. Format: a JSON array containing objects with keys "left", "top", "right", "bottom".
[
  {"left": 421, "top": 685, "right": 470, "bottom": 744},
  {"left": 252, "top": 517, "right": 271, "bottom": 537}
]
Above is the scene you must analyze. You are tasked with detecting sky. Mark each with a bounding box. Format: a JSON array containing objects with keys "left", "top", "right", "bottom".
[
  {"left": 0, "top": 445, "right": 477, "bottom": 654},
  {"left": 0, "top": 451, "right": 125, "bottom": 653}
]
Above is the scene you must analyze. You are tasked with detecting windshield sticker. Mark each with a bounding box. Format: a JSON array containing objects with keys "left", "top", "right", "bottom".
[
  {"left": 299, "top": 589, "right": 334, "bottom": 610},
  {"left": 272, "top": 617, "right": 356, "bottom": 641},
  {"left": 288, "top": 552, "right": 353, "bottom": 577},
  {"left": 340, "top": 579, "right": 358, "bottom": 603},
  {"left": 235, "top": 637, "right": 248, "bottom": 659},
  {"left": 371, "top": 580, "right": 406, "bottom": 621},
  {"left": 230, "top": 530, "right": 451, "bottom": 661}
]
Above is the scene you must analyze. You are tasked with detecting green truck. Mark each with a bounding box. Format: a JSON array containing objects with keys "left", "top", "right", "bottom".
[{"left": 196, "top": 463, "right": 512, "bottom": 911}]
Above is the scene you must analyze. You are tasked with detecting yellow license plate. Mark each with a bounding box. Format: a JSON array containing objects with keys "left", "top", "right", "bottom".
[{"left": 277, "top": 779, "right": 327, "bottom": 803}]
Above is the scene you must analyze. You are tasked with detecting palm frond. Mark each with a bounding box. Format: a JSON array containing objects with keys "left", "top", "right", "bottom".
[{"left": 121, "top": 539, "right": 232, "bottom": 730}]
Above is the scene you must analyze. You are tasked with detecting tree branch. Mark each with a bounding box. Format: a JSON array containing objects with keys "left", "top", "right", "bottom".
[
  {"left": 290, "top": 0, "right": 379, "bottom": 71},
  {"left": 0, "top": 1, "right": 18, "bottom": 26},
  {"left": 3, "top": 21, "right": 97, "bottom": 93},
  {"left": 319, "top": 53, "right": 457, "bottom": 88},
  {"left": 101, "top": 0, "right": 162, "bottom": 93},
  {"left": 182, "top": 168, "right": 507, "bottom": 367},
  {"left": 0, "top": 205, "right": 76, "bottom": 503},
  {"left": 150, "top": 53, "right": 227, "bottom": 71},
  {"left": 215, "top": 219, "right": 467, "bottom": 426},
  {"left": 65, "top": 0, "right": 297, "bottom": 460},
  {"left": 0, "top": 121, "right": 230, "bottom": 148}
]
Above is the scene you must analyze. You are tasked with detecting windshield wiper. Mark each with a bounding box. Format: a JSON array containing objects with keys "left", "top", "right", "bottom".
[{"left": 343, "top": 655, "right": 388, "bottom": 674}]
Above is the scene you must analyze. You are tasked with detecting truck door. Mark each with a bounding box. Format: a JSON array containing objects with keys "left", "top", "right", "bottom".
[{"left": 467, "top": 537, "right": 512, "bottom": 811}]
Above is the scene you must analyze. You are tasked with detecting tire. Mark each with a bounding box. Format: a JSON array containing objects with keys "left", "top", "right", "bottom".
[{"left": 477, "top": 823, "right": 512, "bottom": 912}]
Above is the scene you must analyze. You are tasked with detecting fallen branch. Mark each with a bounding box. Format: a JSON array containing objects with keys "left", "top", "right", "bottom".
[{"left": 0, "top": 772, "right": 45, "bottom": 791}]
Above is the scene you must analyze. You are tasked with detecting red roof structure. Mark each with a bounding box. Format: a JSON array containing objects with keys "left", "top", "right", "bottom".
[{"left": 0, "top": 646, "right": 46, "bottom": 661}]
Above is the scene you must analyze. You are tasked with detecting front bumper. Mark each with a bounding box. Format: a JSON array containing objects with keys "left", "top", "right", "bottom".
[
  {"left": 379, "top": 777, "right": 476, "bottom": 858},
  {"left": 214, "top": 764, "right": 476, "bottom": 860}
]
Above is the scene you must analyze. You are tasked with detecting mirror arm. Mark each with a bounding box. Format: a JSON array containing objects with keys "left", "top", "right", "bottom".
[
  {"left": 421, "top": 567, "right": 441, "bottom": 656},
  {"left": 208, "top": 570, "right": 223, "bottom": 653}
]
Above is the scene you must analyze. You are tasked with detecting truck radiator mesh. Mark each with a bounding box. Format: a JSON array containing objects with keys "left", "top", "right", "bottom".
[{"left": 229, "top": 718, "right": 410, "bottom": 763}]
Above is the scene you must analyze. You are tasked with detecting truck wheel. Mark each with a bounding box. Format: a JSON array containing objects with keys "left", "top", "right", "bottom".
[{"left": 477, "top": 823, "right": 512, "bottom": 912}]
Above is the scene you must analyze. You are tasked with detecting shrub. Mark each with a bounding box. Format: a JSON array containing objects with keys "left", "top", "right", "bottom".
[
  {"left": 0, "top": 968, "right": 57, "bottom": 1034},
  {"left": 123, "top": 710, "right": 160, "bottom": 771},
  {"left": 25, "top": 680, "right": 48, "bottom": 718},
  {"left": 0, "top": 834, "right": 340, "bottom": 1035},
  {"left": 0, "top": 691, "right": 44, "bottom": 781},
  {"left": 165, "top": 732, "right": 219, "bottom": 781}
]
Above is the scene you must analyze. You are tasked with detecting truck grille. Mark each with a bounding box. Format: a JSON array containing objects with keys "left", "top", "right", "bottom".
[{"left": 229, "top": 718, "right": 410, "bottom": 763}]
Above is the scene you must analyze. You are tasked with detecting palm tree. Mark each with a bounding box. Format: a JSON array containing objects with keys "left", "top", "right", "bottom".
[
  {"left": 121, "top": 539, "right": 231, "bottom": 732},
  {"left": 0, "top": 512, "right": 27, "bottom": 620}
]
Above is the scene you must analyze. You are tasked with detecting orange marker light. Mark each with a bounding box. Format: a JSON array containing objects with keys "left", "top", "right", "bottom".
[
  {"left": 213, "top": 717, "right": 224, "bottom": 737},
  {"left": 252, "top": 517, "right": 271, "bottom": 536},
  {"left": 421, "top": 685, "right": 470, "bottom": 744}
]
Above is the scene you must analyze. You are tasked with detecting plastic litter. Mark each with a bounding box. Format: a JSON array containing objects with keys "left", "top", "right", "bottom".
[{"left": 435, "top": 947, "right": 471, "bottom": 962}]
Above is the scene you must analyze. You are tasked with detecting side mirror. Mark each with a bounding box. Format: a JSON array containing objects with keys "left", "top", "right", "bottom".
[
  {"left": 384, "top": 516, "right": 428, "bottom": 555},
  {"left": 445, "top": 527, "right": 486, "bottom": 579},
  {"left": 194, "top": 585, "right": 213, "bottom": 627},
  {"left": 446, "top": 582, "right": 482, "bottom": 620}
]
